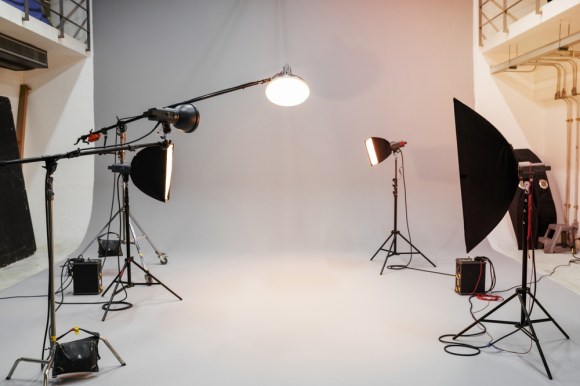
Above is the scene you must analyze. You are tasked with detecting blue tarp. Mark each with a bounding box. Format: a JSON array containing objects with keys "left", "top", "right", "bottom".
[{"left": 2, "top": 0, "right": 51, "bottom": 25}]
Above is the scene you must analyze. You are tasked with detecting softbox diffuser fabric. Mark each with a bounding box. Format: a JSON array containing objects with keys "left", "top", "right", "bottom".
[{"left": 453, "top": 98, "right": 519, "bottom": 252}]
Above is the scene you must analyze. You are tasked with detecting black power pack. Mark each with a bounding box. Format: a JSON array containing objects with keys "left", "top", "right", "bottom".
[
  {"left": 72, "top": 259, "right": 102, "bottom": 295},
  {"left": 455, "top": 257, "right": 486, "bottom": 295}
]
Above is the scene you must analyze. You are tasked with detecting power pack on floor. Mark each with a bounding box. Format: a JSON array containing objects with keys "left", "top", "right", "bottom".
[
  {"left": 455, "top": 257, "right": 486, "bottom": 295},
  {"left": 72, "top": 259, "right": 102, "bottom": 295}
]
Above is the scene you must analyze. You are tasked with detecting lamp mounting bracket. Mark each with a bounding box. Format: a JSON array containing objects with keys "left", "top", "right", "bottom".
[{"left": 518, "top": 161, "right": 550, "bottom": 179}]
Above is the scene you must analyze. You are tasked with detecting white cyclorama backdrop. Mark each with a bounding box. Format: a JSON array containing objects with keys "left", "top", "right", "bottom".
[{"left": 87, "top": 0, "right": 474, "bottom": 260}]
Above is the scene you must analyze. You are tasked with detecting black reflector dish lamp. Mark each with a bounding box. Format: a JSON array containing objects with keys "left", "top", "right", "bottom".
[
  {"left": 130, "top": 143, "right": 174, "bottom": 202},
  {"left": 365, "top": 137, "right": 392, "bottom": 166},
  {"left": 265, "top": 64, "right": 310, "bottom": 106},
  {"left": 145, "top": 104, "right": 200, "bottom": 134},
  {"left": 172, "top": 104, "right": 200, "bottom": 133}
]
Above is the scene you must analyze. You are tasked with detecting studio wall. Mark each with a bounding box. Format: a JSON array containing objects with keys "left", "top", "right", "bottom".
[
  {"left": 89, "top": 0, "right": 474, "bottom": 260},
  {"left": 0, "top": 12, "right": 95, "bottom": 259}
]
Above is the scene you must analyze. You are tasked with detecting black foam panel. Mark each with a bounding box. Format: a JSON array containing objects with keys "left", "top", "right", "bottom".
[{"left": 0, "top": 96, "right": 36, "bottom": 267}]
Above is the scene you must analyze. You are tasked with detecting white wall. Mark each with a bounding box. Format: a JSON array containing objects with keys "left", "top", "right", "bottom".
[
  {"left": 88, "top": 0, "right": 474, "bottom": 259},
  {"left": 0, "top": 8, "right": 95, "bottom": 259},
  {"left": 21, "top": 56, "right": 95, "bottom": 257}
]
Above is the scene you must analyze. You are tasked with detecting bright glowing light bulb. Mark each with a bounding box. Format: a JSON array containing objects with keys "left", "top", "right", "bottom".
[{"left": 265, "top": 65, "right": 310, "bottom": 106}]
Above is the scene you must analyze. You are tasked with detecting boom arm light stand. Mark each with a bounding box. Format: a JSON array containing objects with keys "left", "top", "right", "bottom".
[
  {"left": 73, "top": 65, "right": 309, "bottom": 320},
  {"left": 75, "top": 64, "right": 309, "bottom": 144},
  {"left": 0, "top": 142, "right": 168, "bottom": 384}
]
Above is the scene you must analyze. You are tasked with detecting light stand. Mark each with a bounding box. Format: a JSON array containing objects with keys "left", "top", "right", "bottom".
[
  {"left": 100, "top": 160, "right": 182, "bottom": 322},
  {"left": 370, "top": 153, "right": 436, "bottom": 274},
  {"left": 0, "top": 143, "right": 166, "bottom": 384},
  {"left": 365, "top": 137, "right": 435, "bottom": 274},
  {"left": 452, "top": 163, "right": 569, "bottom": 380},
  {"left": 5, "top": 158, "right": 59, "bottom": 386}
]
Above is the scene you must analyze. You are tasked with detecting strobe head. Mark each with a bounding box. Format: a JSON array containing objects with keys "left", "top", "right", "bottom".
[
  {"left": 173, "top": 104, "right": 200, "bottom": 133},
  {"left": 146, "top": 104, "right": 200, "bottom": 134}
]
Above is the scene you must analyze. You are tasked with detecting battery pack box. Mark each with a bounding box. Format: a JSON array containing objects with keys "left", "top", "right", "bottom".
[
  {"left": 72, "top": 259, "right": 102, "bottom": 295},
  {"left": 455, "top": 258, "right": 486, "bottom": 295}
]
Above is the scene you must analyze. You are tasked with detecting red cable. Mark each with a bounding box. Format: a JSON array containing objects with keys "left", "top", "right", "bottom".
[
  {"left": 469, "top": 259, "right": 484, "bottom": 295},
  {"left": 476, "top": 294, "right": 503, "bottom": 302},
  {"left": 527, "top": 177, "right": 534, "bottom": 248}
]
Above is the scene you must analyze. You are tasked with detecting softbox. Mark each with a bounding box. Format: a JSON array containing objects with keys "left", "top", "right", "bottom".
[{"left": 453, "top": 98, "right": 519, "bottom": 252}]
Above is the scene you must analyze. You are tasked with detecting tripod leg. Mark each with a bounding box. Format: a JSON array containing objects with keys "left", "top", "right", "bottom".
[
  {"left": 128, "top": 221, "right": 149, "bottom": 273},
  {"left": 129, "top": 213, "right": 168, "bottom": 264},
  {"left": 488, "top": 328, "right": 521, "bottom": 347},
  {"left": 453, "top": 292, "right": 519, "bottom": 339},
  {"left": 6, "top": 357, "right": 49, "bottom": 380},
  {"left": 526, "top": 291, "right": 569, "bottom": 339},
  {"left": 99, "top": 337, "right": 126, "bottom": 366},
  {"left": 396, "top": 233, "right": 436, "bottom": 267},
  {"left": 371, "top": 232, "right": 394, "bottom": 261},
  {"left": 101, "top": 260, "right": 131, "bottom": 321},
  {"left": 43, "top": 349, "right": 55, "bottom": 383},
  {"left": 101, "top": 258, "right": 128, "bottom": 297},
  {"left": 380, "top": 239, "right": 397, "bottom": 275},
  {"left": 516, "top": 291, "right": 553, "bottom": 380},
  {"left": 129, "top": 259, "right": 182, "bottom": 300}
]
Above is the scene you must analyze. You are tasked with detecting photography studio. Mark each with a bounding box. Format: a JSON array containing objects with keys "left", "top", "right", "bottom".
[{"left": 1, "top": 1, "right": 580, "bottom": 385}]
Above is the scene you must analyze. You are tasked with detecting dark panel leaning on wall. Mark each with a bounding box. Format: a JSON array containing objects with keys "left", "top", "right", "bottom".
[{"left": 0, "top": 96, "right": 36, "bottom": 268}]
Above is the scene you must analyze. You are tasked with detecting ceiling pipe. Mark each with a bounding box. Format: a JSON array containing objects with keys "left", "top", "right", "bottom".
[
  {"left": 530, "top": 62, "right": 564, "bottom": 99},
  {"left": 543, "top": 57, "right": 578, "bottom": 96}
]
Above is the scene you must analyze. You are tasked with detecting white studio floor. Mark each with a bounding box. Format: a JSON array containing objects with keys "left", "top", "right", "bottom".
[{"left": 1, "top": 243, "right": 580, "bottom": 386}]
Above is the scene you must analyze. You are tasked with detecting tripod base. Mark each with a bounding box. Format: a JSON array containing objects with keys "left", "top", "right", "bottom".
[
  {"left": 453, "top": 287, "right": 568, "bottom": 380},
  {"left": 101, "top": 256, "right": 182, "bottom": 321},
  {"left": 6, "top": 336, "right": 125, "bottom": 385},
  {"left": 371, "top": 230, "right": 436, "bottom": 274}
]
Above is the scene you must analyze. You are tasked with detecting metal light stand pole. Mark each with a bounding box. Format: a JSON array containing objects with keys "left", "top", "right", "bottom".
[
  {"left": 370, "top": 151, "right": 436, "bottom": 274},
  {"left": 5, "top": 159, "right": 58, "bottom": 386},
  {"left": 452, "top": 163, "right": 569, "bottom": 380},
  {"left": 0, "top": 144, "right": 144, "bottom": 384}
]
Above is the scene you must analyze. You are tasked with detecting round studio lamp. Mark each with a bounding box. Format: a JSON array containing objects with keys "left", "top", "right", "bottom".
[
  {"left": 265, "top": 64, "right": 310, "bottom": 106},
  {"left": 130, "top": 143, "right": 174, "bottom": 202},
  {"left": 365, "top": 137, "right": 392, "bottom": 166},
  {"left": 173, "top": 104, "right": 200, "bottom": 133}
]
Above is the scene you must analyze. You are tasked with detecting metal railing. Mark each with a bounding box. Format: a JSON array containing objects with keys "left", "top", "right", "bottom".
[
  {"left": 11, "top": 0, "right": 91, "bottom": 51},
  {"left": 479, "top": 0, "right": 545, "bottom": 47}
]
